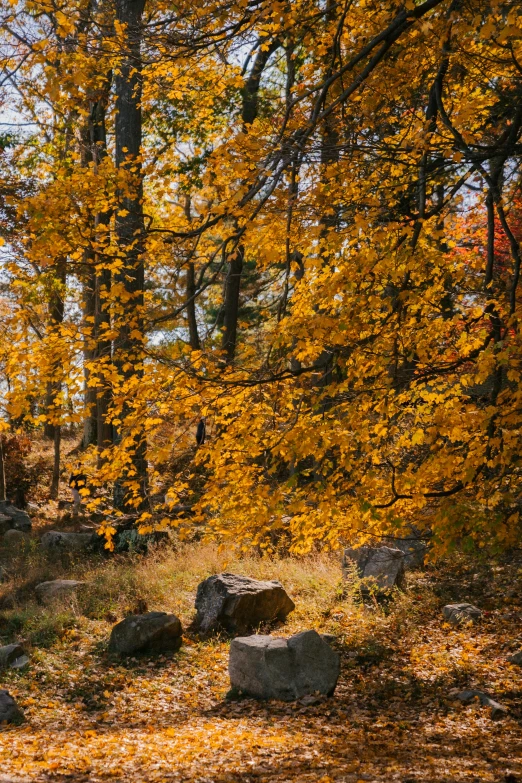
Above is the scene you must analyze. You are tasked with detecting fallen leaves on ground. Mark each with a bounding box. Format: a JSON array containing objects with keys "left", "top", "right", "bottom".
[{"left": 1, "top": 553, "right": 521, "bottom": 782}]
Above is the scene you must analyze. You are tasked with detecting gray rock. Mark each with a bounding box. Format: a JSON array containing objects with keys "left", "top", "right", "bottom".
[
  {"left": 507, "top": 650, "right": 522, "bottom": 665},
  {"left": 195, "top": 573, "right": 295, "bottom": 635},
  {"left": 109, "top": 611, "right": 183, "bottom": 655},
  {"left": 0, "top": 514, "right": 12, "bottom": 536},
  {"left": 0, "top": 644, "right": 26, "bottom": 670},
  {"left": 0, "top": 503, "right": 32, "bottom": 533},
  {"left": 0, "top": 565, "right": 4, "bottom": 582},
  {"left": 35, "top": 579, "right": 87, "bottom": 605},
  {"left": 343, "top": 545, "right": 405, "bottom": 593},
  {"left": 229, "top": 630, "right": 340, "bottom": 701},
  {"left": 448, "top": 689, "right": 507, "bottom": 719},
  {"left": 442, "top": 603, "right": 482, "bottom": 625},
  {"left": 26, "top": 502, "right": 39, "bottom": 514},
  {"left": 0, "top": 689, "right": 24, "bottom": 724},
  {"left": 10, "top": 654, "right": 29, "bottom": 670},
  {"left": 320, "top": 633, "right": 337, "bottom": 645},
  {"left": 40, "top": 530, "right": 96, "bottom": 552},
  {"left": 3, "top": 529, "right": 29, "bottom": 547}
]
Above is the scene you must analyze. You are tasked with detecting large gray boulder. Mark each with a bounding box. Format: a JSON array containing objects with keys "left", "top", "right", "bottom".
[
  {"left": 195, "top": 573, "right": 295, "bottom": 635},
  {"left": 443, "top": 603, "right": 482, "bottom": 625},
  {"left": 41, "top": 531, "right": 96, "bottom": 552},
  {"left": 35, "top": 579, "right": 87, "bottom": 605},
  {"left": 343, "top": 545, "right": 405, "bottom": 593},
  {"left": 108, "top": 611, "right": 183, "bottom": 655},
  {"left": 0, "top": 503, "right": 31, "bottom": 533},
  {"left": 229, "top": 630, "right": 340, "bottom": 701},
  {"left": 0, "top": 689, "right": 24, "bottom": 724},
  {"left": 0, "top": 644, "right": 27, "bottom": 670},
  {"left": 507, "top": 650, "right": 522, "bottom": 665}
]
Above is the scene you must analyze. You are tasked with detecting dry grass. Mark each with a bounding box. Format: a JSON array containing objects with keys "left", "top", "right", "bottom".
[{"left": 0, "top": 540, "right": 346, "bottom": 648}]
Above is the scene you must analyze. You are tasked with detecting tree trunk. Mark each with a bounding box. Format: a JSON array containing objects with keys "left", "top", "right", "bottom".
[
  {"left": 186, "top": 261, "right": 200, "bottom": 350},
  {"left": 96, "top": 264, "right": 114, "bottom": 458},
  {"left": 50, "top": 424, "right": 61, "bottom": 500},
  {"left": 221, "top": 246, "right": 244, "bottom": 362},
  {"left": 83, "top": 264, "right": 98, "bottom": 447},
  {"left": 81, "top": 110, "right": 97, "bottom": 448},
  {"left": 0, "top": 434, "right": 6, "bottom": 503},
  {"left": 43, "top": 386, "right": 55, "bottom": 440},
  {"left": 47, "top": 258, "right": 66, "bottom": 494},
  {"left": 219, "top": 44, "right": 278, "bottom": 363},
  {"left": 83, "top": 78, "right": 113, "bottom": 453},
  {"left": 113, "top": 0, "right": 147, "bottom": 509},
  {"left": 182, "top": 198, "right": 200, "bottom": 351}
]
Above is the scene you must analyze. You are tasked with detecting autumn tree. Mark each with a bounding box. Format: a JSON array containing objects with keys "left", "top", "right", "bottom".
[{"left": 1, "top": 0, "right": 521, "bottom": 554}]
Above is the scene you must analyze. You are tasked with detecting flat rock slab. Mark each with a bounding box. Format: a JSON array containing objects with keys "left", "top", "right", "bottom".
[
  {"left": 35, "top": 579, "right": 87, "bottom": 605},
  {"left": 229, "top": 630, "right": 340, "bottom": 701},
  {"left": 109, "top": 611, "right": 183, "bottom": 655},
  {"left": 0, "top": 689, "right": 24, "bottom": 724},
  {"left": 443, "top": 603, "right": 482, "bottom": 624},
  {"left": 195, "top": 573, "right": 295, "bottom": 635},
  {"left": 0, "top": 644, "right": 27, "bottom": 670},
  {"left": 448, "top": 689, "right": 507, "bottom": 719},
  {"left": 507, "top": 650, "right": 522, "bottom": 665},
  {"left": 343, "top": 545, "right": 405, "bottom": 593},
  {"left": 40, "top": 531, "right": 97, "bottom": 551}
]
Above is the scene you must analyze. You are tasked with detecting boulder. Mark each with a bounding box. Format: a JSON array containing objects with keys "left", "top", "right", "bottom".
[
  {"left": 195, "top": 573, "right": 295, "bottom": 635},
  {"left": 0, "top": 503, "right": 31, "bottom": 533},
  {"left": 448, "top": 689, "right": 507, "bottom": 719},
  {"left": 35, "top": 579, "right": 87, "bottom": 605},
  {"left": 109, "top": 611, "right": 183, "bottom": 655},
  {"left": 442, "top": 603, "right": 482, "bottom": 625},
  {"left": 229, "top": 630, "right": 340, "bottom": 701},
  {"left": 41, "top": 530, "right": 96, "bottom": 552},
  {"left": 3, "top": 529, "right": 29, "bottom": 547},
  {"left": 320, "top": 633, "right": 337, "bottom": 645},
  {"left": 0, "top": 514, "right": 12, "bottom": 536},
  {"left": 9, "top": 653, "right": 29, "bottom": 670},
  {"left": 343, "top": 545, "right": 405, "bottom": 593},
  {"left": 507, "top": 650, "right": 522, "bottom": 665},
  {"left": 0, "top": 690, "right": 24, "bottom": 724},
  {"left": 0, "top": 644, "right": 27, "bottom": 670}
]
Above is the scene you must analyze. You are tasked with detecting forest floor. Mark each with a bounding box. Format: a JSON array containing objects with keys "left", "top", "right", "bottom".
[{"left": 0, "top": 514, "right": 521, "bottom": 783}]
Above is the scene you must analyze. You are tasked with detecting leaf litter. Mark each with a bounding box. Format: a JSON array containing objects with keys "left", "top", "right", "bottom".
[{"left": 0, "top": 550, "right": 521, "bottom": 783}]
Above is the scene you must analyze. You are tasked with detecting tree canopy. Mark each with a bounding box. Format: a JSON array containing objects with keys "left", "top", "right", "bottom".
[{"left": 0, "top": 0, "right": 521, "bottom": 555}]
